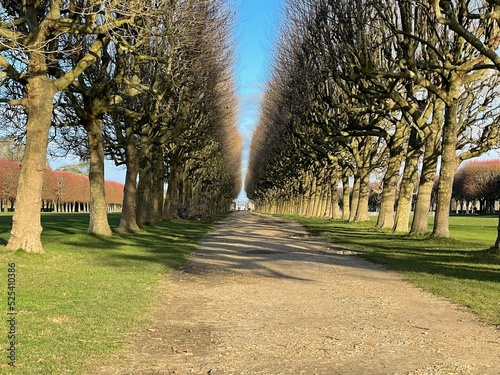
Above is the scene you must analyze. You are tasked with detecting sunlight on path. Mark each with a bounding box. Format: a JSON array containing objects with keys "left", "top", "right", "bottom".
[{"left": 93, "top": 212, "right": 500, "bottom": 375}]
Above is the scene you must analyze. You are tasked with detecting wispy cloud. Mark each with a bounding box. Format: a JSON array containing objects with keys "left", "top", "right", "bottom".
[{"left": 235, "top": 82, "right": 266, "bottom": 199}]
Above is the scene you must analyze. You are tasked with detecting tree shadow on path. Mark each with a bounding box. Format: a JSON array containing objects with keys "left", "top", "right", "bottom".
[{"left": 177, "top": 211, "right": 391, "bottom": 283}]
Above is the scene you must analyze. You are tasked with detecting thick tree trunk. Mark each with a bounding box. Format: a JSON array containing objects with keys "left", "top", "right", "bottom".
[
  {"left": 375, "top": 159, "right": 400, "bottom": 229},
  {"left": 495, "top": 213, "right": 500, "bottom": 251},
  {"left": 411, "top": 147, "right": 439, "bottom": 234},
  {"left": 150, "top": 152, "right": 164, "bottom": 223},
  {"left": 118, "top": 127, "right": 141, "bottom": 232},
  {"left": 164, "top": 159, "right": 180, "bottom": 220},
  {"left": 410, "top": 175, "right": 435, "bottom": 234},
  {"left": 354, "top": 169, "right": 370, "bottom": 222},
  {"left": 310, "top": 176, "right": 319, "bottom": 216},
  {"left": 432, "top": 75, "right": 463, "bottom": 239},
  {"left": 182, "top": 177, "right": 193, "bottom": 215},
  {"left": 393, "top": 147, "right": 420, "bottom": 233},
  {"left": 320, "top": 185, "right": 329, "bottom": 217},
  {"left": 349, "top": 176, "right": 360, "bottom": 222},
  {"left": 6, "top": 75, "right": 56, "bottom": 253},
  {"left": 302, "top": 174, "right": 312, "bottom": 216},
  {"left": 85, "top": 114, "right": 112, "bottom": 236},
  {"left": 342, "top": 175, "right": 350, "bottom": 221},
  {"left": 432, "top": 115, "right": 459, "bottom": 238},
  {"left": 376, "top": 123, "right": 407, "bottom": 229},
  {"left": 296, "top": 195, "right": 303, "bottom": 216},
  {"left": 331, "top": 183, "right": 341, "bottom": 220},
  {"left": 312, "top": 186, "right": 322, "bottom": 217},
  {"left": 411, "top": 101, "right": 443, "bottom": 235},
  {"left": 136, "top": 153, "right": 152, "bottom": 227}
]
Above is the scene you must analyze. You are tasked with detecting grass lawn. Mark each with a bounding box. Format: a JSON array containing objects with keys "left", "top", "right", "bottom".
[
  {"left": 278, "top": 214, "right": 500, "bottom": 327},
  {"left": 0, "top": 212, "right": 220, "bottom": 374}
]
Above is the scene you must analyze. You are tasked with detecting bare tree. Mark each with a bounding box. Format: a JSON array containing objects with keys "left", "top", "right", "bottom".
[
  {"left": 434, "top": 0, "right": 500, "bottom": 249},
  {"left": 0, "top": 1, "right": 145, "bottom": 252}
]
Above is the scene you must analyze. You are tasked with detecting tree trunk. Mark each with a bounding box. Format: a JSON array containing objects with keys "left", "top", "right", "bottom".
[
  {"left": 118, "top": 126, "right": 141, "bottom": 232},
  {"left": 349, "top": 176, "right": 360, "bottom": 222},
  {"left": 164, "top": 157, "right": 180, "bottom": 220},
  {"left": 313, "top": 186, "right": 322, "bottom": 217},
  {"left": 302, "top": 174, "right": 312, "bottom": 216},
  {"left": 411, "top": 100, "right": 443, "bottom": 235},
  {"left": 136, "top": 153, "right": 152, "bottom": 227},
  {"left": 354, "top": 168, "right": 370, "bottom": 222},
  {"left": 342, "top": 174, "right": 350, "bottom": 221},
  {"left": 182, "top": 176, "right": 193, "bottom": 216},
  {"left": 375, "top": 159, "right": 400, "bottom": 229},
  {"left": 321, "top": 185, "right": 329, "bottom": 217},
  {"left": 393, "top": 147, "right": 420, "bottom": 233},
  {"left": 310, "top": 176, "right": 319, "bottom": 216},
  {"left": 432, "top": 113, "right": 459, "bottom": 238},
  {"left": 151, "top": 151, "right": 164, "bottom": 223},
  {"left": 85, "top": 114, "right": 112, "bottom": 236},
  {"left": 411, "top": 147, "right": 439, "bottom": 234},
  {"left": 331, "top": 182, "right": 341, "bottom": 220},
  {"left": 376, "top": 123, "right": 407, "bottom": 229},
  {"left": 432, "top": 74, "right": 464, "bottom": 238},
  {"left": 494, "top": 212, "right": 500, "bottom": 251},
  {"left": 6, "top": 75, "right": 56, "bottom": 253}
]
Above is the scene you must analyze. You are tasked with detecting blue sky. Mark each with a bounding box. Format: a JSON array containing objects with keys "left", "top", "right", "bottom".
[
  {"left": 51, "top": 1, "right": 284, "bottom": 202},
  {"left": 234, "top": 0, "right": 283, "bottom": 201}
]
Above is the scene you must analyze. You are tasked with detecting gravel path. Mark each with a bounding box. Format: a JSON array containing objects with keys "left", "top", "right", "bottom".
[{"left": 94, "top": 212, "right": 500, "bottom": 375}]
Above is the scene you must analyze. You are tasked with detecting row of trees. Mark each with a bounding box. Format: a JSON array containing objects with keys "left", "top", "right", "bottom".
[
  {"left": 245, "top": 0, "right": 500, "bottom": 250},
  {"left": 0, "top": 0, "right": 242, "bottom": 252},
  {"left": 361, "top": 158, "right": 500, "bottom": 215},
  {"left": 0, "top": 158, "right": 123, "bottom": 213}
]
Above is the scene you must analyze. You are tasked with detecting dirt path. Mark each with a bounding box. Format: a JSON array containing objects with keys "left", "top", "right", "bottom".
[{"left": 94, "top": 212, "right": 500, "bottom": 375}]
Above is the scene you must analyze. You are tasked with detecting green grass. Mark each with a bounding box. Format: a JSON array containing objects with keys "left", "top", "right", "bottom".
[
  {"left": 278, "top": 214, "right": 500, "bottom": 327},
  {"left": 0, "top": 213, "right": 220, "bottom": 374}
]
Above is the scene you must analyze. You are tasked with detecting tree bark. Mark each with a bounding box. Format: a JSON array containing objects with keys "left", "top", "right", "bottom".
[
  {"left": 393, "top": 146, "right": 421, "bottom": 233},
  {"left": 375, "top": 159, "right": 400, "bottom": 229},
  {"left": 376, "top": 123, "right": 408, "bottom": 229},
  {"left": 310, "top": 176, "right": 319, "bottom": 216},
  {"left": 432, "top": 74, "right": 463, "bottom": 238},
  {"left": 495, "top": 213, "right": 500, "bottom": 251},
  {"left": 85, "top": 112, "right": 112, "bottom": 236},
  {"left": 150, "top": 151, "right": 164, "bottom": 223},
  {"left": 6, "top": 74, "right": 56, "bottom": 253},
  {"left": 136, "top": 152, "right": 152, "bottom": 227},
  {"left": 331, "top": 182, "right": 341, "bottom": 220},
  {"left": 354, "top": 168, "right": 370, "bottom": 222},
  {"left": 349, "top": 176, "right": 360, "bottom": 222},
  {"left": 321, "top": 185, "right": 329, "bottom": 217},
  {"left": 118, "top": 126, "right": 141, "bottom": 232},
  {"left": 410, "top": 111, "right": 442, "bottom": 234},
  {"left": 432, "top": 108, "right": 460, "bottom": 238},
  {"left": 164, "top": 155, "right": 180, "bottom": 220},
  {"left": 342, "top": 174, "right": 350, "bottom": 221}
]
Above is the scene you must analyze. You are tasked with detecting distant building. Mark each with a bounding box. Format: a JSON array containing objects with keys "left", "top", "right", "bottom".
[{"left": 233, "top": 200, "right": 250, "bottom": 211}]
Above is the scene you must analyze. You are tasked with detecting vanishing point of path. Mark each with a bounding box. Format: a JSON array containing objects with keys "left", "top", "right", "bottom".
[{"left": 95, "top": 212, "right": 500, "bottom": 375}]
